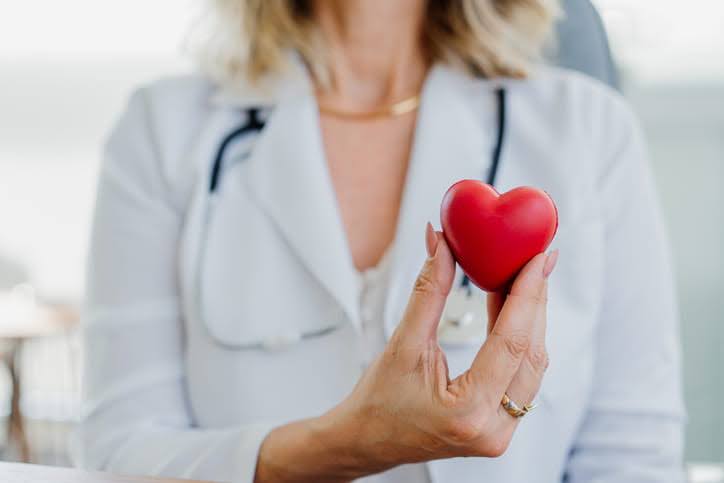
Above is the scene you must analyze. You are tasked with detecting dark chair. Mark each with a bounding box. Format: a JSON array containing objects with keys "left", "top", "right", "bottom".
[{"left": 552, "top": 0, "right": 619, "bottom": 89}]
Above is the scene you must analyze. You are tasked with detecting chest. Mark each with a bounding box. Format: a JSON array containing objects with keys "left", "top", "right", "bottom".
[
  {"left": 179, "top": 107, "right": 603, "bottom": 371},
  {"left": 177, "top": 85, "right": 605, "bottom": 450},
  {"left": 320, "top": 114, "right": 418, "bottom": 269}
]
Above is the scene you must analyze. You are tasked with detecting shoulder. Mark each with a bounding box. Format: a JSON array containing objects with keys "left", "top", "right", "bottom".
[
  {"left": 121, "top": 74, "right": 218, "bottom": 146},
  {"left": 499, "top": 66, "right": 644, "bottom": 176},
  {"left": 507, "top": 65, "right": 637, "bottom": 134},
  {"left": 482, "top": 66, "right": 650, "bottom": 222},
  {"left": 103, "top": 74, "right": 221, "bottom": 211},
  {"left": 521, "top": 66, "right": 642, "bottom": 148}
]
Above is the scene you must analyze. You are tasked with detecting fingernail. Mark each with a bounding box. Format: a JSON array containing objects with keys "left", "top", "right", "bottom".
[
  {"left": 543, "top": 249, "right": 559, "bottom": 278},
  {"left": 425, "top": 222, "right": 439, "bottom": 258}
]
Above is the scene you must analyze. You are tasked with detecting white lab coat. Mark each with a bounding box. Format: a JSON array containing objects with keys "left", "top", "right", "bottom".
[{"left": 72, "top": 62, "right": 686, "bottom": 483}]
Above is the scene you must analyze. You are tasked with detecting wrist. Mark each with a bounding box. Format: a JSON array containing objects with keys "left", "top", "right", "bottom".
[
  {"left": 310, "top": 404, "right": 388, "bottom": 477},
  {"left": 255, "top": 407, "right": 385, "bottom": 483},
  {"left": 315, "top": 400, "right": 406, "bottom": 473},
  {"left": 256, "top": 420, "right": 326, "bottom": 482}
]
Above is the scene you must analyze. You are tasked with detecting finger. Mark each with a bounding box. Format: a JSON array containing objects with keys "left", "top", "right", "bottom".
[
  {"left": 486, "top": 291, "right": 505, "bottom": 335},
  {"left": 501, "top": 282, "right": 548, "bottom": 417},
  {"left": 503, "top": 251, "right": 557, "bottom": 415},
  {"left": 394, "top": 223, "right": 456, "bottom": 344},
  {"left": 467, "top": 252, "right": 549, "bottom": 401}
]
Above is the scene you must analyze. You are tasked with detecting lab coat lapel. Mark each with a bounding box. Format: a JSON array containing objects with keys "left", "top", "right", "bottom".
[
  {"left": 242, "top": 94, "right": 361, "bottom": 326},
  {"left": 384, "top": 65, "right": 500, "bottom": 335},
  {"left": 213, "top": 60, "right": 499, "bottom": 333}
]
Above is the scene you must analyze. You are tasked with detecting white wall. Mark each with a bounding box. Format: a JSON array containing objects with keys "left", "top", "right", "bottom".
[{"left": 0, "top": 0, "right": 193, "bottom": 299}]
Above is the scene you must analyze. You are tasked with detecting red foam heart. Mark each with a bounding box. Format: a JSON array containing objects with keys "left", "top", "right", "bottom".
[{"left": 440, "top": 180, "right": 558, "bottom": 292}]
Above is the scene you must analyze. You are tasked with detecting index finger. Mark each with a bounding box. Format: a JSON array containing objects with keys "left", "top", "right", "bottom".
[
  {"left": 468, "top": 253, "right": 549, "bottom": 402},
  {"left": 394, "top": 226, "right": 456, "bottom": 345}
]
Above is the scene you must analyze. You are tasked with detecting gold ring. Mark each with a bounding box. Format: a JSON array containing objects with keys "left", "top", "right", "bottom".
[{"left": 501, "top": 393, "right": 536, "bottom": 418}]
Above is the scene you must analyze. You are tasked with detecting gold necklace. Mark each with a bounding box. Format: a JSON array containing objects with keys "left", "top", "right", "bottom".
[{"left": 318, "top": 94, "right": 421, "bottom": 121}]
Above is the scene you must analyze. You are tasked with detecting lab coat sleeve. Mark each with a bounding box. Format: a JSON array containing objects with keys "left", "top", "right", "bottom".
[
  {"left": 70, "top": 89, "right": 275, "bottom": 483},
  {"left": 564, "top": 94, "right": 686, "bottom": 482}
]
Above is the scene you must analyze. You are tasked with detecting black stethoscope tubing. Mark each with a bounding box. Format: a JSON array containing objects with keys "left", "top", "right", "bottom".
[
  {"left": 200, "top": 88, "right": 506, "bottom": 349},
  {"left": 209, "top": 88, "right": 506, "bottom": 197},
  {"left": 209, "top": 108, "right": 266, "bottom": 193},
  {"left": 460, "top": 87, "right": 507, "bottom": 289}
]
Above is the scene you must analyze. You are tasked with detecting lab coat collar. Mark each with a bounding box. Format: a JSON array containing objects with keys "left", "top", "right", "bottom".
[
  {"left": 240, "top": 89, "right": 362, "bottom": 327},
  {"left": 228, "top": 56, "right": 500, "bottom": 331},
  {"left": 211, "top": 53, "right": 360, "bottom": 325}
]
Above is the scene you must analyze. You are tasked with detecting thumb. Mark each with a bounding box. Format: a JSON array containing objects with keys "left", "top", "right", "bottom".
[{"left": 395, "top": 223, "right": 456, "bottom": 344}]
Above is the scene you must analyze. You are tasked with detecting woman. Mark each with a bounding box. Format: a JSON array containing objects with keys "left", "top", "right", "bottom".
[{"left": 72, "top": 0, "right": 685, "bottom": 481}]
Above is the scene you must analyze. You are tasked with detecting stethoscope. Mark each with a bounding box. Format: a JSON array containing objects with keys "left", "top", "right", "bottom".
[{"left": 193, "top": 88, "right": 507, "bottom": 350}]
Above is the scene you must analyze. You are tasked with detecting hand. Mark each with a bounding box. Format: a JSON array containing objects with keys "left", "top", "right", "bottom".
[
  {"left": 327, "top": 223, "right": 556, "bottom": 467},
  {"left": 255, "top": 224, "right": 557, "bottom": 482}
]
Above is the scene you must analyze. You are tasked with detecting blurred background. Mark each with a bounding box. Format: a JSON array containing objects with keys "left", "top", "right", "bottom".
[{"left": 0, "top": 0, "right": 722, "bottom": 480}]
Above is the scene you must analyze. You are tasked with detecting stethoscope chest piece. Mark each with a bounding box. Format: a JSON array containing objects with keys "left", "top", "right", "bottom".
[{"left": 438, "top": 286, "right": 488, "bottom": 346}]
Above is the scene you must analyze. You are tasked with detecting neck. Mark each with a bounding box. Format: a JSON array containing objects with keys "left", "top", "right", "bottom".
[{"left": 313, "top": 0, "right": 429, "bottom": 109}]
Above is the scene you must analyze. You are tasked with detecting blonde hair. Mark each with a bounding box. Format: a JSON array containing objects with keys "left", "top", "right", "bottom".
[{"left": 190, "top": 0, "right": 560, "bottom": 87}]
